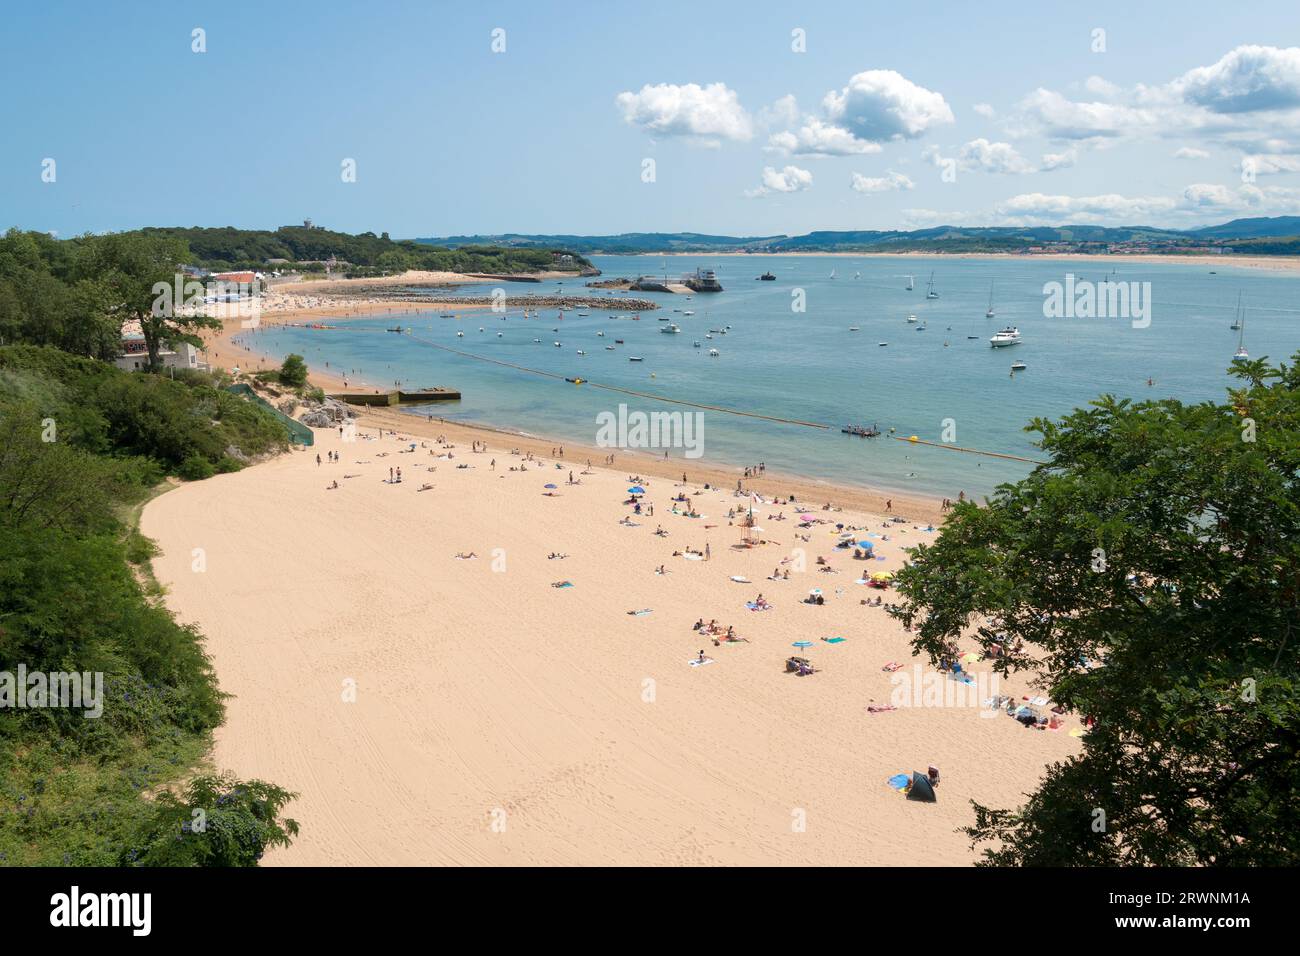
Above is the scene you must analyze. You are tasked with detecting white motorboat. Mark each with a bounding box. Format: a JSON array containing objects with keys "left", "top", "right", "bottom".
[{"left": 989, "top": 327, "right": 1021, "bottom": 348}]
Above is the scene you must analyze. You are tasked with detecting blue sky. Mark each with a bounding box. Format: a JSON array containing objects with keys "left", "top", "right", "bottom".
[{"left": 3, "top": 0, "right": 1300, "bottom": 238}]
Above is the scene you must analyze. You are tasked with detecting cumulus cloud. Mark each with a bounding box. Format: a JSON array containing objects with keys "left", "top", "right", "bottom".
[
  {"left": 1241, "top": 153, "right": 1300, "bottom": 175},
  {"left": 1172, "top": 45, "right": 1300, "bottom": 114},
  {"left": 769, "top": 69, "right": 952, "bottom": 156},
  {"left": 850, "top": 170, "right": 915, "bottom": 193},
  {"left": 758, "top": 93, "right": 800, "bottom": 129},
  {"left": 972, "top": 103, "right": 995, "bottom": 118},
  {"left": 745, "top": 165, "right": 813, "bottom": 197},
  {"left": 1040, "top": 148, "right": 1078, "bottom": 170},
  {"left": 615, "top": 82, "right": 753, "bottom": 142},
  {"left": 767, "top": 117, "right": 882, "bottom": 156},
  {"left": 1174, "top": 147, "right": 1211, "bottom": 159},
  {"left": 1012, "top": 46, "right": 1300, "bottom": 152},
  {"left": 957, "top": 138, "right": 1034, "bottom": 174}
]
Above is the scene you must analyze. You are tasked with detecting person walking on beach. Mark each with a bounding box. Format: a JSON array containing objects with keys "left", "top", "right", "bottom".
[
  {"left": 316, "top": 454, "right": 321, "bottom": 466},
  {"left": 705, "top": 542, "right": 711, "bottom": 561}
]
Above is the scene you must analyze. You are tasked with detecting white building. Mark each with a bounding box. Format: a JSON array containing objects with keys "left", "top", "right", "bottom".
[{"left": 113, "top": 320, "right": 205, "bottom": 372}]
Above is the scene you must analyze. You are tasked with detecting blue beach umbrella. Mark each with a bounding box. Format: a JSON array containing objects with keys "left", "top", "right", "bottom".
[
  {"left": 544, "top": 483, "right": 557, "bottom": 489},
  {"left": 792, "top": 640, "right": 814, "bottom": 649},
  {"left": 857, "top": 541, "right": 874, "bottom": 550},
  {"left": 628, "top": 485, "right": 645, "bottom": 494}
]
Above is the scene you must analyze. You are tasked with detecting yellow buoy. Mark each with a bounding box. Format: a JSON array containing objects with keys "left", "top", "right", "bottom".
[{"left": 908, "top": 435, "right": 918, "bottom": 442}]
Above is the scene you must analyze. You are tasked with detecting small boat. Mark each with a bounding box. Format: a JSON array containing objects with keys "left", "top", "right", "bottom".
[
  {"left": 533, "top": 338, "right": 541, "bottom": 343},
  {"left": 708, "top": 349, "right": 720, "bottom": 356},
  {"left": 478, "top": 327, "right": 485, "bottom": 332},
  {"left": 683, "top": 310, "right": 695, "bottom": 316},
  {"left": 605, "top": 345, "right": 615, "bottom": 350},
  {"left": 554, "top": 341, "right": 561, "bottom": 347},
  {"left": 990, "top": 327, "right": 1021, "bottom": 348},
  {"left": 878, "top": 342, "right": 888, "bottom": 347},
  {"left": 387, "top": 326, "right": 405, "bottom": 333},
  {"left": 967, "top": 335, "right": 979, "bottom": 340},
  {"left": 629, "top": 356, "right": 644, "bottom": 362},
  {"left": 926, "top": 272, "right": 939, "bottom": 299},
  {"left": 906, "top": 275, "right": 915, "bottom": 291},
  {"left": 576, "top": 350, "right": 586, "bottom": 355},
  {"left": 438, "top": 313, "right": 455, "bottom": 318},
  {"left": 693, "top": 340, "right": 701, "bottom": 347},
  {"left": 577, "top": 312, "right": 589, "bottom": 317},
  {"left": 1011, "top": 361, "right": 1027, "bottom": 371},
  {"left": 661, "top": 324, "right": 682, "bottom": 334},
  {"left": 497, "top": 332, "right": 503, "bottom": 337},
  {"left": 986, "top": 280, "right": 996, "bottom": 319},
  {"left": 758, "top": 271, "right": 776, "bottom": 281},
  {"left": 456, "top": 331, "right": 464, "bottom": 337},
  {"left": 597, "top": 331, "right": 605, "bottom": 336},
  {"left": 906, "top": 314, "right": 918, "bottom": 323},
  {"left": 565, "top": 377, "right": 585, "bottom": 384},
  {"left": 841, "top": 424, "right": 881, "bottom": 437},
  {"left": 829, "top": 268, "right": 837, "bottom": 279},
  {"left": 615, "top": 339, "right": 624, "bottom": 344},
  {"left": 1233, "top": 293, "right": 1249, "bottom": 361},
  {"left": 848, "top": 326, "right": 860, "bottom": 332}
]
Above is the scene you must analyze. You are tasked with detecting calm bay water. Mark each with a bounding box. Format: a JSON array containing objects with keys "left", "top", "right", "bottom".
[{"left": 247, "top": 255, "right": 1299, "bottom": 500}]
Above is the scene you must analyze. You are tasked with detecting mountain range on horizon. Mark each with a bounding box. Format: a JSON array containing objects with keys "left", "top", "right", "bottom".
[{"left": 416, "top": 216, "right": 1300, "bottom": 255}]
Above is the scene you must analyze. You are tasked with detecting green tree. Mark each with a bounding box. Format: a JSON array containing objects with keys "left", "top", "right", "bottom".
[
  {"left": 76, "top": 233, "right": 218, "bottom": 371},
  {"left": 890, "top": 355, "right": 1300, "bottom": 866},
  {"left": 279, "top": 353, "right": 308, "bottom": 388}
]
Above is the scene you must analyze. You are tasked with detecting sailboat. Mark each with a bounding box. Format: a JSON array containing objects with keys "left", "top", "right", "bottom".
[
  {"left": 1233, "top": 294, "right": 1249, "bottom": 362},
  {"left": 1230, "top": 292, "right": 1243, "bottom": 330},
  {"left": 986, "top": 280, "right": 996, "bottom": 319},
  {"left": 906, "top": 275, "right": 915, "bottom": 291},
  {"left": 926, "top": 272, "right": 939, "bottom": 299},
  {"left": 829, "top": 268, "right": 837, "bottom": 280}
]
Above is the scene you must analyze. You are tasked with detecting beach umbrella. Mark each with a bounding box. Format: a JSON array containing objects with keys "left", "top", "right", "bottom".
[
  {"left": 628, "top": 485, "right": 645, "bottom": 494},
  {"left": 792, "top": 640, "right": 814, "bottom": 649},
  {"left": 857, "top": 540, "right": 874, "bottom": 550},
  {"left": 544, "top": 483, "right": 557, "bottom": 489},
  {"left": 870, "top": 571, "right": 894, "bottom": 582}
]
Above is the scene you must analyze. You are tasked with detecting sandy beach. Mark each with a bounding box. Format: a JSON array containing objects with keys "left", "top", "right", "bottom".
[{"left": 142, "top": 415, "right": 1082, "bottom": 865}]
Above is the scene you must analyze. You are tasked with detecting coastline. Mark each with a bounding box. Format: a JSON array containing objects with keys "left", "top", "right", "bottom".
[
  {"left": 204, "top": 296, "right": 951, "bottom": 524},
  {"left": 652, "top": 250, "right": 1300, "bottom": 272}
]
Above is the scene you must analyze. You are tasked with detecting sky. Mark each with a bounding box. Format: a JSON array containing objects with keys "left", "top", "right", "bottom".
[{"left": 3, "top": 0, "right": 1300, "bottom": 239}]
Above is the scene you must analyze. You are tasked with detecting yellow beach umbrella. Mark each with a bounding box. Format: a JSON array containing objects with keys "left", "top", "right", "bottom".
[{"left": 870, "top": 571, "right": 894, "bottom": 582}]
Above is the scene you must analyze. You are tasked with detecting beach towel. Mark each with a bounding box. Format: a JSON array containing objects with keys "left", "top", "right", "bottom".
[
  {"left": 824, "top": 637, "right": 847, "bottom": 644},
  {"left": 887, "top": 773, "right": 911, "bottom": 790},
  {"left": 868, "top": 705, "right": 898, "bottom": 715},
  {"left": 1029, "top": 696, "right": 1049, "bottom": 706},
  {"left": 551, "top": 581, "right": 574, "bottom": 588},
  {"left": 627, "top": 608, "right": 652, "bottom": 616},
  {"left": 688, "top": 657, "right": 715, "bottom": 667},
  {"left": 729, "top": 575, "right": 751, "bottom": 583},
  {"left": 683, "top": 553, "right": 703, "bottom": 560},
  {"left": 882, "top": 662, "right": 904, "bottom": 672},
  {"left": 745, "top": 602, "right": 771, "bottom": 611}
]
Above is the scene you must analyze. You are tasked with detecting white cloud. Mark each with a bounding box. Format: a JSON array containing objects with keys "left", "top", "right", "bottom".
[
  {"left": 767, "top": 117, "right": 882, "bottom": 156},
  {"left": 745, "top": 165, "right": 813, "bottom": 197},
  {"left": 994, "top": 192, "right": 1178, "bottom": 223},
  {"left": 1016, "top": 88, "right": 1156, "bottom": 140},
  {"left": 758, "top": 94, "right": 800, "bottom": 129},
  {"left": 823, "top": 70, "right": 954, "bottom": 141},
  {"left": 850, "top": 170, "right": 915, "bottom": 193},
  {"left": 1172, "top": 45, "right": 1300, "bottom": 114},
  {"left": 957, "top": 138, "right": 1034, "bottom": 174},
  {"left": 1241, "top": 153, "right": 1300, "bottom": 175},
  {"left": 972, "top": 103, "right": 995, "bottom": 119},
  {"left": 1082, "top": 75, "right": 1122, "bottom": 98},
  {"left": 1174, "top": 147, "right": 1211, "bottom": 159},
  {"left": 615, "top": 82, "right": 753, "bottom": 142},
  {"left": 1040, "top": 148, "right": 1078, "bottom": 171}
]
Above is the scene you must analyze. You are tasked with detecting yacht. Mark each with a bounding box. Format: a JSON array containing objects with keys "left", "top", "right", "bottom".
[
  {"left": 1011, "top": 361, "right": 1027, "bottom": 371},
  {"left": 989, "top": 327, "right": 1021, "bottom": 348},
  {"left": 660, "top": 323, "right": 682, "bottom": 334},
  {"left": 906, "top": 314, "right": 918, "bottom": 323}
]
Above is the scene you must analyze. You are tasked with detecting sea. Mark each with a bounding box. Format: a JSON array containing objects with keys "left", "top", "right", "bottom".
[{"left": 240, "top": 254, "right": 1299, "bottom": 500}]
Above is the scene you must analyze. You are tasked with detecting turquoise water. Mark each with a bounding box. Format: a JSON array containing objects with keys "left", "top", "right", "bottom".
[{"left": 242, "top": 255, "right": 1299, "bottom": 499}]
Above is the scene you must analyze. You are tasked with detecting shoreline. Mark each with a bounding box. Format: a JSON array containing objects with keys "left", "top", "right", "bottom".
[
  {"left": 643, "top": 251, "right": 1300, "bottom": 272},
  {"left": 204, "top": 302, "right": 952, "bottom": 524}
]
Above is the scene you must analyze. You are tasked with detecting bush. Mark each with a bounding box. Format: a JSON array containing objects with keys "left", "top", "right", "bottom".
[{"left": 177, "top": 454, "right": 215, "bottom": 481}]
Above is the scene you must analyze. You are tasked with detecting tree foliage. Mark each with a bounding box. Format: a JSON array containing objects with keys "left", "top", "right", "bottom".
[{"left": 889, "top": 355, "right": 1300, "bottom": 865}]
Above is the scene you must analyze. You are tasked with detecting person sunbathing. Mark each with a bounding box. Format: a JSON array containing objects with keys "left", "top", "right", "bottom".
[
  {"left": 418, "top": 483, "right": 433, "bottom": 492},
  {"left": 547, "top": 552, "right": 568, "bottom": 560},
  {"left": 454, "top": 552, "right": 477, "bottom": 559}
]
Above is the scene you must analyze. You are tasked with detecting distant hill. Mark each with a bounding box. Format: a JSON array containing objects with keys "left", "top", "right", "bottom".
[
  {"left": 1189, "top": 216, "right": 1300, "bottom": 240},
  {"left": 418, "top": 232, "right": 788, "bottom": 254},
  {"left": 416, "top": 218, "right": 1300, "bottom": 255}
]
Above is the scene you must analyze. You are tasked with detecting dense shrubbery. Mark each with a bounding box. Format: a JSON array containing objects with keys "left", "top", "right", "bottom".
[{"left": 0, "top": 351, "right": 297, "bottom": 865}]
